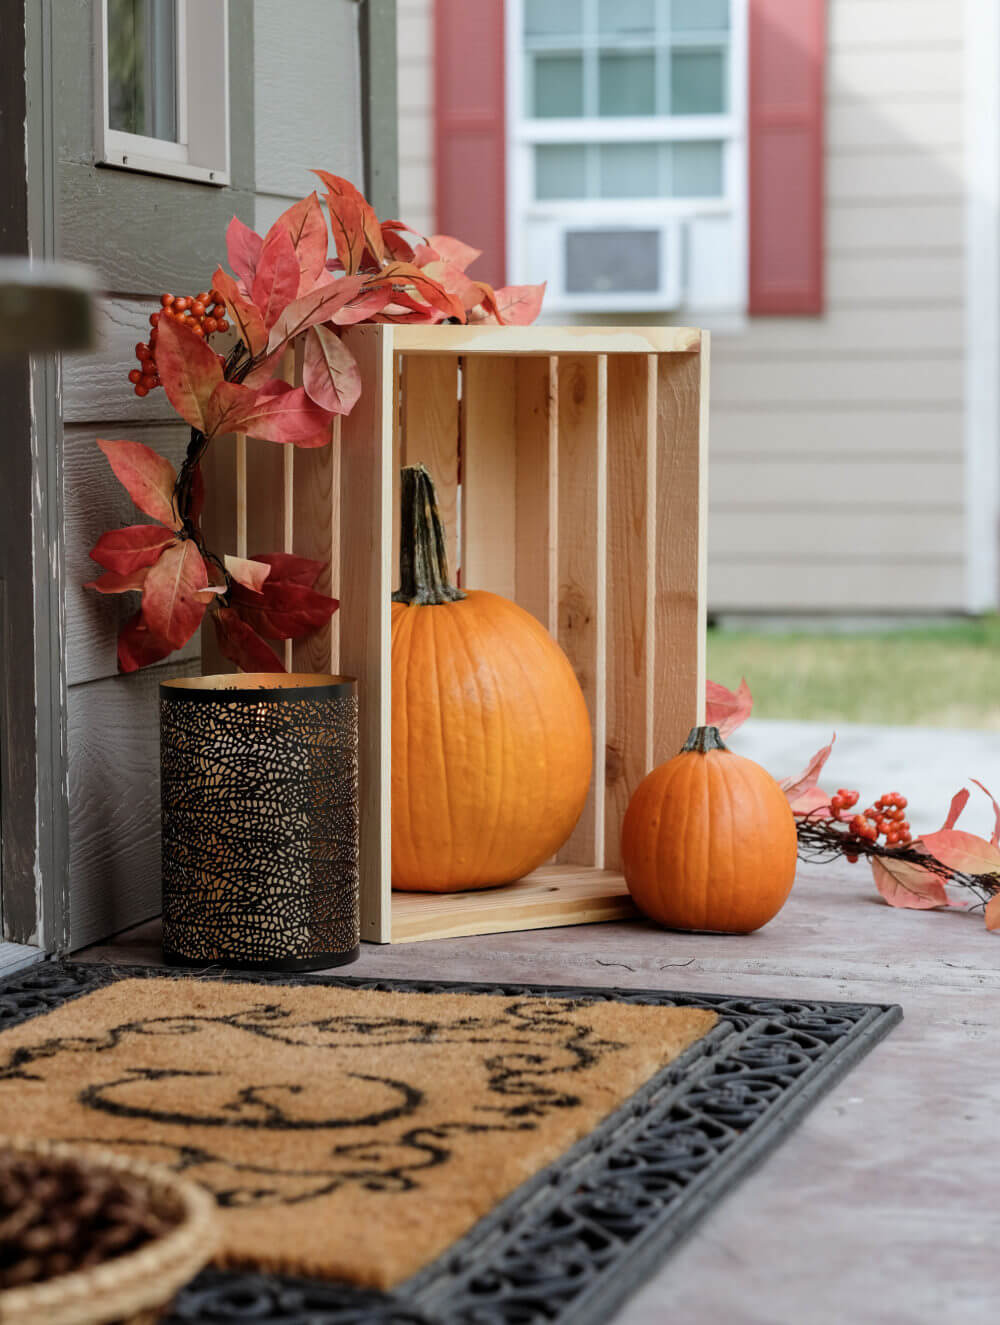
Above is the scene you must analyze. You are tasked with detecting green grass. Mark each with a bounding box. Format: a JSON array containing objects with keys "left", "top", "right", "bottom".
[{"left": 707, "top": 616, "right": 1000, "bottom": 729}]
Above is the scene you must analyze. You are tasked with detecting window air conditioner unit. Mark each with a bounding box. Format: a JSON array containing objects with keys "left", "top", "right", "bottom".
[{"left": 548, "top": 221, "right": 685, "bottom": 313}]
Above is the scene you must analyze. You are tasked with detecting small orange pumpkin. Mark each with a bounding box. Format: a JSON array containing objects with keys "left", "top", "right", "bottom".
[
  {"left": 621, "top": 725, "right": 797, "bottom": 933},
  {"left": 391, "top": 465, "right": 592, "bottom": 892}
]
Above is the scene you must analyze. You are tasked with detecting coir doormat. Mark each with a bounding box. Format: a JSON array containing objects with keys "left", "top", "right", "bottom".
[{"left": 0, "top": 964, "right": 900, "bottom": 1325}]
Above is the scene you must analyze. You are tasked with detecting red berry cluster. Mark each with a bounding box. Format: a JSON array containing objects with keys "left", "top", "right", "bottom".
[
  {"left": 830, "top": 787, "right": 860, "bottom": 816},
  {"left": 127, "top": 290, "right": 229, "bottom": 397},
  {"left": 843, "top": 791, "right": 911, "bottom": 863}
]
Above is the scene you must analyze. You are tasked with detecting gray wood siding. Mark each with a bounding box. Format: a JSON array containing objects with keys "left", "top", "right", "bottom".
[
  {"left": 253, "top": 0, "right": 365, "bottom": 235},
  {"left": 397, "top": 0, "right": 434, "bottom": 237},
  {"left": 61, "top": 0, "right": 368, "bottom": 949}
]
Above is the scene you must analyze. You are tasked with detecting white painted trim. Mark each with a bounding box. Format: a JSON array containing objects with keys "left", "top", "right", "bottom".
[
  {"left": 964, "top": 0, "right": 1000, "bottom": 613},
  {"left": 94, "top": 0, "right": 230, "bottom": 187},
  {"left": 505, "top": 0, "right": 748, "bottom": 315}
]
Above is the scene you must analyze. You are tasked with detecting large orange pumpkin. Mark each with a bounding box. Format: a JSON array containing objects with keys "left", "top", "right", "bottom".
[
  {"left": 391, "top": 465, "right": 592, "bottom": 891},
  {"left": 621, "top": 726, "right": 797, "bottom": 933}
]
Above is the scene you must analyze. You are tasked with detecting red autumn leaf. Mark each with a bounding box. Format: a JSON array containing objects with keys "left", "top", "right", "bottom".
[
  {"left": 411, "top": 243, "right": 441, "bottom": 267},
  {"left": 919, "top": 783, "right": 1000, "bottom": 883},
  {"left": 970, "top": 778, "right": 1000, "bottom": 847},
  {"left": 269, "top": 193, "right": 328, "bottom": 292},
  {"left": 428, "top": 233, "right": 482, "bottom": 272},
  {"left": 302, "top": 325, "right": 362, "bottom": 415},
  {"left": 204, "top": 381, "right": 256, "bottom": 438},
  {"left": 365, "top": 262, "right": 466, "bottom": 321},
  {"left": 224, "top": 553, "right": 272, "bottom": 594},
  {"left": 85, "top": 567, "right": 151, "bottom": 594},
  {"left": 314, "top": 171, "right": 385, "bottom": 270},
  {"left": 211, "top": 379, "right": 333, "bottom": 447},
  {"left": 781, "top": 736, "right": 836, "bottom": 815},
  {"left": 871, "top": 853, "right": 952, "bottom": 911},
  {"left": 141, "top": 539, "right": 209, "bottom": 649},
  {"left": 212, "top": 605, "right": 285, "bottom": 673},
  {"left": 986, "top": 893, "right": 1000, "bottom": 931},
  {"left": 230, "top": 550, "right": 337, "bottom": 639},
  {"left": 226, "top": 216, "right": 263, "bottom": 289},
  {"left": 381, "top": 219, "right": 419, "bottom": 262},
  {"left": 474, "top": 283, "right": 546, "bottom": 326},
  {"left": 705, "top": 678, "right": 753, "bottom": 738},
  {"left": 324, "top": 191, "right": 366, "bottom": 275},
  {"left": 97, "top": 439, "right": 180, "bottom": 530},
  {"left": 939, "top": 787, "right": 970, "bottom": 831},
  {"left": 464, "top": 281, "right": 506, "bottom": 325},
  {"left": 89, "top": 524, "right": 177, "bottom": 574},
  {"left": 251, "top": 226, "right": 301, "bottom": 331},
  {"left": 919, "top": 828, "right": 1000, "bottom": 886},
  {"left": 117, "top": 610, "right": 175, "bottom": 673},
  {"left": 247, "top": 552, "right": 325, "bottom": 587},
  {"left": 233, "top": 582, "right": 339, "bottom": 639},
  {"left": 264, "top": 275, "right": 368, "bottom": 351},
  {"left": 373, "top": 289, "right": 447, "bottom": 325},
  {"left": 155, "top": 316, "right": 225, "bottom": 432},
  {"left": 211, "top": 266, "right": 267, "bottom": 356},
  {"left": 421, "top": 259, "right": 484, "bottom": 310}
]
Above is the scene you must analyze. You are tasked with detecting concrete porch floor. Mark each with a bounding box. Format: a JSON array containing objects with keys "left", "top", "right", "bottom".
[{"left": 76, "top": 858, "right": 999, "bottom": 1325}]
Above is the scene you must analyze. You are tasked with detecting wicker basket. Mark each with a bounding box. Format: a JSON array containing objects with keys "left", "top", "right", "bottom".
[{"left": 0, "top": 1137, "right": 219, "bottom": 1325}]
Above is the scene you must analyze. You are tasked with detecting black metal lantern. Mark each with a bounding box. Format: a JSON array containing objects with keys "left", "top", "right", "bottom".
[{"left": 160, "top": 674, "right": 359, "bottom": 971}]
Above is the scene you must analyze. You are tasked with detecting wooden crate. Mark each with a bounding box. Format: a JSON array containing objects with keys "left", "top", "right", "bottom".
[{"left": 202, "top": 324, "right": 709, "bottom": 943}]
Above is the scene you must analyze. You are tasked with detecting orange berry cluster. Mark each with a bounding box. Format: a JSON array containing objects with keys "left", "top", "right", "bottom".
[
  {"left": 127, "top": 290, "right": 230, "bottom": 397},
  {"left": 843, "top": 791, "right": 911, "bottom": 863}
]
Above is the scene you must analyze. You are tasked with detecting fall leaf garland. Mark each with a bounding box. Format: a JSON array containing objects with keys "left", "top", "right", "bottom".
[
  {"left": 86, "top": 173, "right": 546, "bottom": 674},
  {"left": 706, "top": 679, "right": 1000, "bottom": 931}
]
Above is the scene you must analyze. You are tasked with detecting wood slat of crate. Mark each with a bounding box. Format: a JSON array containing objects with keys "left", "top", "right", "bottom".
[
  {"left": 391, "top": 866, "right": 638, "bottom": 943},
  {"left": 201, "top": 324, "right": 708, "bottom": 944}
]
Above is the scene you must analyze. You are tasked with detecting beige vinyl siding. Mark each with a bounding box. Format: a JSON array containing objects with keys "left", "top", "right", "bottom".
[
  {"left": 711, "top": 0, "right": 965, "bottom": 613},
  {"left": 398, "top": 0, "right": 967, "bottom": 615}
]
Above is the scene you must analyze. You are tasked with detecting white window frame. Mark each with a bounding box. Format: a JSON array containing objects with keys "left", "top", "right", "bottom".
[
  {"left": 95, "top": 0, "right": 230, "bottom": 187},
  {"left": 506, "top": 0, "right": 748, "bottom": 313}
]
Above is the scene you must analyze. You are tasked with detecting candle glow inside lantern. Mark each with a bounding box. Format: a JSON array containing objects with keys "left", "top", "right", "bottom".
[{"left": 160, "top": 674, "right": 359, "bottom": 971}]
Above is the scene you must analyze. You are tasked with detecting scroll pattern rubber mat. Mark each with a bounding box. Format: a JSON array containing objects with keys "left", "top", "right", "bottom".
[{"left": 0, "top": 962, "right": 901, "bottom": 1325}]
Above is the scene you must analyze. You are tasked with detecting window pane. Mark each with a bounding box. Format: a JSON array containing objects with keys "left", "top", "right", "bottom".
[
  {"left": 565, "top": 230, "right": 660, "bottom": 294},
  {"left": 536, "top": 144, "right": 589, "bottom": 199},
  {"left": 599, "top": 143, "right": 660, "bottom": 197},
  {"left": 671, "top": 0, "right": 729, "bottom": 30},
  {"left": 670, "top": 49, "right": 726, "bottom": 114},
  {"left": 672, "top": 141, "right": 723, "bottom": 195},
  {"left": 598, "top": 0, "right": 655, "bottom": 37},
  {"left": 107, "top": 0, "right": 178, "bottom": 141},
  {"left": 599, "top": 53, "right": 655, "bottom": 116},
  {"left": 525, "top": 0, "right": 583, "bottom": 37},
  {"left": 533, "top": 55, "right": 585, "bottom": 117}
]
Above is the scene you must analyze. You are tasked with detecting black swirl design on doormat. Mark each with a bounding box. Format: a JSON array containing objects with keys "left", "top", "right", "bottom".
[{"left": 0, "top": 996, "right": 628, "bottom": 1206}]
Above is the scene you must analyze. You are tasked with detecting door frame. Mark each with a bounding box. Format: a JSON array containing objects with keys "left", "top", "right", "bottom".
[
  {"left": 964, "top": 0, "right": 1000, "bottom": 613},
  {"left": 1, "top": 0, "right": 70, "bottom": 951}
]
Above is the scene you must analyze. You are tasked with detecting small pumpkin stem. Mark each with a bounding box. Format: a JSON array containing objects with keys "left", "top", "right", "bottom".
[
  {"left": 682, "top": 725, "right": 728, "bottom": 754},
  {"left": 393, "top": 463, "right": 467, "bottom": 606}
]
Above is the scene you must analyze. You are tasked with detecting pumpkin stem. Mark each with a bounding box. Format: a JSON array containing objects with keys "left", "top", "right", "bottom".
[
  {"left": 682, "top": 725, "right": 728, "bottom": 754},
  {"left": 393, "top": 463, "right": 467, "bottom": 606}
]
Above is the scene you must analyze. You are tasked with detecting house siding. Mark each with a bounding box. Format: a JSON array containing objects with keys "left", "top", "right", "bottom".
[
  {"left": 59, "top": 0, "right": 368, "bottom": 950},
  {"left": 398, "top": 0, "right": 968, "bottom": 614}
]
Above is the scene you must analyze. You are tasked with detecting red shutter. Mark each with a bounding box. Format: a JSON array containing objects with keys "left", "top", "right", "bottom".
[
  {"left": 748, "top": 0, "right": 826, "bottom": 315},
  {"left": 433, "top": 0, "right": 507, "bottom": 287}
]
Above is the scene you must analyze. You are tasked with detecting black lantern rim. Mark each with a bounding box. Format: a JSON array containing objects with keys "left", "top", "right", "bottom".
[{"left": 160, "top": 673, "right": 357, "bottom": 704}]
